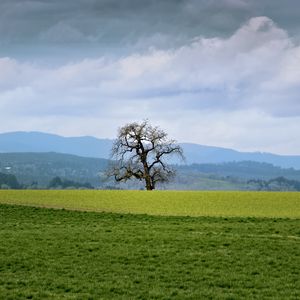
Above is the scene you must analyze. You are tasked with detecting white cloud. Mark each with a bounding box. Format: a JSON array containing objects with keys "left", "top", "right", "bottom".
[
  {"left": 163, "top": 109, "right": 300, "bottom": 155},
  {"left": 0, "top": 17, "right": 300, "bottom": 154}
]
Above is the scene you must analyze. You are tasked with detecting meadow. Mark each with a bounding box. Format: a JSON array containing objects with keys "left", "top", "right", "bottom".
[
  {"left": 0, "top": 190, "right": 300, "bottom": 218},
  {"left": 0, "top": 191, "right": 299, "bottom": 299}
]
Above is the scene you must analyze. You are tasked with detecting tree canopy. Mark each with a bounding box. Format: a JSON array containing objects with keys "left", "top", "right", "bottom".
[{"left": 108, "top": 120, "right": 184, "bottom": 190}]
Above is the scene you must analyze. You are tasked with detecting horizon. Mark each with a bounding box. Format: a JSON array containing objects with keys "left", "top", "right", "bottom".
[
  {"left": 1, "top": 1, "right": 300, "bottom": 155},
  {"left": 1, "top": 130, "right": 300, "bottom": 157}
]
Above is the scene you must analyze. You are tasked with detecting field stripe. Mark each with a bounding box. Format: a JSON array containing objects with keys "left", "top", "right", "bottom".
[{"left": 0, "top": 190, "right": 299, "bottom": 218}]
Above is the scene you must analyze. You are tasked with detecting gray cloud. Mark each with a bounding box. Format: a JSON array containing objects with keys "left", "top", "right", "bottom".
[
  {"left": 1, "top": 0, "right": 300, "bottom": 60},
  {"left": 0, "top": 17, "right": 298, "bottom": 106}
]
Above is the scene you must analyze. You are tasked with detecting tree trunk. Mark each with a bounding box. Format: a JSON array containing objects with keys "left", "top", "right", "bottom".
[
  {"left": 145, "top": 174, "right": 153, "bottom": 190},
  {"left": 141, "top": 153, "right": 154, "bottom": 190}
]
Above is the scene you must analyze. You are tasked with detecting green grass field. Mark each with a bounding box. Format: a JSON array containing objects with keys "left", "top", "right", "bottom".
[
  {"left": 1, "top": 204, "right": 299, "bottom": 299},
  {"left": 0, "top": 191, "right": 299, "bottom": 299},
  {"left": 0, "top": 190, "right": 300, "bottom": 218}
]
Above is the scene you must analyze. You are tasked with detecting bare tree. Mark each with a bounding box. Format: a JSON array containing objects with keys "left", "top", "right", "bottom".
[{"left": 107, "top": 120, "right": 184, "bottom": 190}]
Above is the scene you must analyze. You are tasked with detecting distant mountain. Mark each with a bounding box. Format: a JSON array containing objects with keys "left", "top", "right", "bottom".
[
  {"left": 181, "top": 143, "right": 300, "bottom": 169},
  {"left": 0, "top": 131, "right": 300, "bottom": 169},
  {"left": 0, "top": 131, "right": 112, "bottom": 159}
]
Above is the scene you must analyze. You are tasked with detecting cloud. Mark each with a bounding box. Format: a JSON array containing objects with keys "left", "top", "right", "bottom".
[
  {"left": 1, "top": 0, "right": 300, "bottom": 51},
  {"left": 39, "top": 22, "right": 92, "bottom": 43},
  {"left": 0, "top": 16, "right": 300, "bottom": 154}
]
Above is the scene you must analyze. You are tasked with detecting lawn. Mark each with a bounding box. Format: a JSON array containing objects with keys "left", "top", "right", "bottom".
[
  {"left": 0, "top": 204, "right": 299, "bottom": 299},
  {"left": 0, "top": 190, "right": 300, "bottom": 218}
]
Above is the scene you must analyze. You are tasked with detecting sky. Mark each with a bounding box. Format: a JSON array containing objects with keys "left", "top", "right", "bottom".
[{"left": 1, "top": 0, "right": 300, "bottom": 155}]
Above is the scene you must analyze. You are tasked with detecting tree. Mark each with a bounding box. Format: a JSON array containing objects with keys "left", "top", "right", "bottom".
[
  {"left": 48, "top": 176, "right": 94, "bottom": 189},
  {"left": 0, "top": 172, "right": 20, "bottom": 189},
  {"left": 107, "top": 120, "right": 184, "bottom": 190},
  {"left": 48, "top": 176, "right": 63, "bottom": 189}
]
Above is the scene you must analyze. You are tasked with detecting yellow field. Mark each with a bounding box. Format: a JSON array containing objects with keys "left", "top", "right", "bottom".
[{"left": 0, "top": 190, "right": 299, "bottom": 218}]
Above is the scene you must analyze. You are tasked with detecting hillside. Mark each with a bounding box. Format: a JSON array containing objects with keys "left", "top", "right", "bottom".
[
  {"left": 1, "top": 131, "right": 300, "bottom": 169},
  {"left": 178, "top": 161, "right": 300, "bottom": 180},
  {"left": 1, "top": 152, "right": 300, "bottom": 190},
  {"left": 0, "top": 152, "right": 108, "bottom": 187}
]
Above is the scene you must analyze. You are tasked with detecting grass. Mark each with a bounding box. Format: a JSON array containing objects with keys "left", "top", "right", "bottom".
[
  {"left": 0, "top": 190, "right": 300, "bottom": 218},
  {"left": 0, "top": 204, "right": 299, "bottom": 299}
]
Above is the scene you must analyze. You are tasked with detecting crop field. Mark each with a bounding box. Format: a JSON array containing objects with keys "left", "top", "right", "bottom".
[
  {"left": 0, "top": 191, "right": 299, "bottom": 299},
  {"left": 0, "top": 190, "right": 300, "bottom": 218},
  {"left": 0, "top": 204, "right": 299, "bottom": 299}
]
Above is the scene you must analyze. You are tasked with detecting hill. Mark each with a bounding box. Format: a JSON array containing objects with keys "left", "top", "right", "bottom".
[
  {"left": 1, "top": 131, "right": 300, "bottom": 169},
  {"left": 178, "top": 161, "right": 300, "bottom": 180},
  {"left": 0, "top": 152, "right": 108, "bottom": 187},
  {"left": 1, "top": 152, "right": 300, "bottom": 190}
]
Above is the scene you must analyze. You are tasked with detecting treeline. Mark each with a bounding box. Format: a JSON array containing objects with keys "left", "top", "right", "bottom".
[
  {"left": 2, "top": 171, "right": 300, "bottom": 191},
  {"left": 0, "top": 173, "right": 94, "bottom": 190},
  {"left": 247, "top": 177, "right": 300, "bottom": 191},
  {"left": 0, "top": 172, "right": 21, "bottom": 189},
  {"left": 179, "top": 161, "right": 300, "bottom": 180},
  {"left": 48, "top": 177, "right": 93, "bottom": 189}
]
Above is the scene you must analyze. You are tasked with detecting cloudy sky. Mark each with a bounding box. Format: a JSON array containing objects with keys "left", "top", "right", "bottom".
[{"left": 1, "top": 0, "right": 300, "bottom": 155}]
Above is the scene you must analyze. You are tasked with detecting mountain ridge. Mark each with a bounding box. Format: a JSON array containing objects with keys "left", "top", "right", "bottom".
[{"left": 0, "top": 131, "right": 300, "bottom": 169}]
